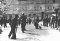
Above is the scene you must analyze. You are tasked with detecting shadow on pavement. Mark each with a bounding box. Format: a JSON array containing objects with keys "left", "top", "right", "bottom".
[
  {"left": 24, "top": 29, "right": 50, "bottom": 36},
  {"left": 16, "top": 37, "right": 41, "bottom": 41},
  {"left": 39, "top": 29, "right": 47, "bottom": 30}
]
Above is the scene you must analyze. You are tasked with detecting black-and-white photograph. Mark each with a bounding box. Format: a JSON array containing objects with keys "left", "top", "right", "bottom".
[{"left": 0, "top": 0, "right": 60, "bottom": 41}]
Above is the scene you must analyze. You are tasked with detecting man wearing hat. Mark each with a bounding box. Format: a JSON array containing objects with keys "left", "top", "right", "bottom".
[{"left": 20, "top": 13, "right": 27, "bottom": 33}]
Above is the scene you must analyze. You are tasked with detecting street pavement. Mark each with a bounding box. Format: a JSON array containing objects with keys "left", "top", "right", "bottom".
[{"left": 0, "top": 23, "right": 60, "bottom": 41}]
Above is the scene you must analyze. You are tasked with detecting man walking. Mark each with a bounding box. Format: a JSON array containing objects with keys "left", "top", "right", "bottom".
[{"left": 8, "top": 14, "right": 18, "bottom": 39}]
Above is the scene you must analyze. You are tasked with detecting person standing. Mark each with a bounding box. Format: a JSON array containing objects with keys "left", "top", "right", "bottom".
[
  {"left": 20, "top": 13, "right": 27, "bottom": 33},
  {"left": 58, "top": 18, "right": 60, "bottom": 28},
  {"left": 8, "top": 14, "right": 18, "bottom": 39},
  {"left": 29, "top": 18, "right": 31, "bottom": 24},
  {"left": 34, "top": 17, "right": 40, "bottom": 29},
  {"left": 0, "top": 17, "right": 3, "bottom": 26},
  {"left": 51, "top": 16, "right": 55, "bottom": 28},
  {"left": 43, "top": 17, "right": 46, "bottom": 26},
  {"left": 45, "top": 16, "right": 50, "bottom": 27},
  {"left": 3, "top": 17, "right": 7, "bottom": 28}
]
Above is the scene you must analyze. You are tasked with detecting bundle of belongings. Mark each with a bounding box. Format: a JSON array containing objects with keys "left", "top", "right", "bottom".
[{"left": 38, "top": 21, "right": 43, "bottom": 29}]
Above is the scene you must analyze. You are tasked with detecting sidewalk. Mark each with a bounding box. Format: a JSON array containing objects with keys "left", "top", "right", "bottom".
[{"left": 0, "top": 23, "right": 60, "bottom": 41}]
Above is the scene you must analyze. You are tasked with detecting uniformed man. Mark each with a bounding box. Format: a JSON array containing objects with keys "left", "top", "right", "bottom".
[{"left": 20, "top": 13, "right": 27, "bottom": 33}]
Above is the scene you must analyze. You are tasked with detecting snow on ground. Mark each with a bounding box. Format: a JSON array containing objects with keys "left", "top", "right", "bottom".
[{"left": 0, "top": 23, "right": 60, "bottom": 41}]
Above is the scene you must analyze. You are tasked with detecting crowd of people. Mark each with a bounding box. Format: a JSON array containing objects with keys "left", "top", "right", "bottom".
[
  {"left": 0, "top": 13, "right": 60, "bottom": 39},
  {"left": 0, "top": 13, "right": 40, "bottom": 39},
  {"left": 43, "top": 15, "right": 60, "bottom": 30},
  {"left": 8, "top": 13, "right": 41, "bottom": 39}
]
